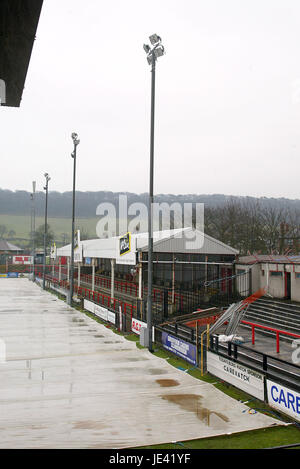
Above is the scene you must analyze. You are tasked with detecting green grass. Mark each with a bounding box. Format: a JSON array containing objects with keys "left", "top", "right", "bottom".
[
  {"left": 0, "top": 214, "right": 99, "bottom": 244},
  {"left": 135, "top": 425, "right": 300, "bottom": 449}
]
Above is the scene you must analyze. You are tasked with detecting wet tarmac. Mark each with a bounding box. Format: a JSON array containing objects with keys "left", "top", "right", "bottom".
[{"left": 0, "top": 279, "right": 281, "bottom": 449}]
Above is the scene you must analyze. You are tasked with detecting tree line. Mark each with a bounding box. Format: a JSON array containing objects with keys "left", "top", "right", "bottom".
[{"left": 202, "top": 199, "right": 300, "bottom": 255}]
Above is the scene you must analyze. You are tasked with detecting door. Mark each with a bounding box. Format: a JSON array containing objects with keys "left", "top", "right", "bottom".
[{"left": 285, "top": 272, "right": 291, "bottom": 300}]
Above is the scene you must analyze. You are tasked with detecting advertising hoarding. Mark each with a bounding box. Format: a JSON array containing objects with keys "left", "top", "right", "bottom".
[
  {"left": 267, "top": 380, "right": 300, "bottom": 422},
  {"left": 161, "top": 332, "right": 197, "bottom": 366},
  {"left": 84, "top": 299, "right": 116, "bottom": 325},
  {"left": 207, "top": 351, "right": 265, "bottom": 400}
]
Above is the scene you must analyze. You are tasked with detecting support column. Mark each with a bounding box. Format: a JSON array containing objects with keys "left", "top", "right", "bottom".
[
  {"left": 92, "top": 262, "right": 95, "bottom": 292},
  {"left": 138, "top": 263, "right": 142, "bottom": 300},
  {"left": 78, "top": 264, "right": 81, "bottom": 288},
  {"left": 67, "top": 258, "right": 70, "bottom": 282},
  {"left": 172, "top": 254, "right": 175, "bottom": 304},
  {"left": 205, "top": 255, "right": 208, "bottom": 292},
  {"left": 110, "top": 259, "right": 115, "bottom": 305}
]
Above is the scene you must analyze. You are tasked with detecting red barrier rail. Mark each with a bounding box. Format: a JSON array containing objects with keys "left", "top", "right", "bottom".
[
  {"left": 43, "top": 274, "right": 137, "bottom": 320},
  {"left": 241, "top": 320, "right": 300, "bottom": 353}
]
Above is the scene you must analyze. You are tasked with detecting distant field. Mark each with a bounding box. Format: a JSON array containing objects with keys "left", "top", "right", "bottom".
[{"left": 0, "top": 214, "right": 99, "bottom": 244}]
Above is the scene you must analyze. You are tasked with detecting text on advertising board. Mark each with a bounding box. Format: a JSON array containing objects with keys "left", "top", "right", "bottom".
[
  {"left": 267, "top": 380, "right": 300, "bottom": 422},
  {"left": 206, "top": 351, "right": 264, "bottom": 400},
  {"left": 162, "top": 332, "right": 197, "bottom": 365}
]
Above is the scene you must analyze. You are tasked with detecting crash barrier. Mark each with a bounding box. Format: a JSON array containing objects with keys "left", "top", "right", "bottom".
[
  {"left": 241, "top": 320, "right": 300, "bottom": 353},
  {"left": 40, "top": 274, "right": 134, "bottom": 334},
  {"left": 209, "top": 335, "right": 300, "bottom": 422},
  {"left": 78, "top": 270, "right": 251, "bottom": 315}
]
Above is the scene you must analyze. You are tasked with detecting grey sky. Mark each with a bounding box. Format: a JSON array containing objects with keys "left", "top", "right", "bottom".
[{"left": 2, "top": 0, "right": 300, "bottom": 199}]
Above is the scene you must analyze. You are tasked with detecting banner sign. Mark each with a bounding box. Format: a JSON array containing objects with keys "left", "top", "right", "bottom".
[
  {"left": 74, "top": 230, "right": 83, "bottom": 263},
  {"left": 116, "top": 233, "right": 136, "bottom": 265},
  {"left": 13, "top": 256, "right": 33, "bottom": 265},
  {"left": 162, "top": 332, "right": 197, "bottom": 366},
  {"left": 131, "top": 318, "right": 155, "bottom": 341},
  {"left": 119, "top": 232, "right": 131, "bottom": 256},
  {"left": 84, "top": 299, "right": 116, "bottom": 325},
  {"left": 267, "top": 380, "right": 300, "bottom": 422},
  {"left": 0, "top": 273, "right": 18, "bottom": 278},
  {"left": 207, "top": 351, "right": 265, "bottom": 400},
  {"left": 7, "top": 272, "right": 19, "bottom": 278},
  {"left": 50, "top": 243, "right": 57, "bottom": 259}
]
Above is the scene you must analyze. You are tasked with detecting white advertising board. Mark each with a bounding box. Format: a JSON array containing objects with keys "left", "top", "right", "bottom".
[
  {"left": 207, "top": 351, "right": 265, "bottom": 400},
  {"left": 74, "top": 230, "right": 83, "bottom": 263},
  {"left": 267, "top": 380, "right": 300, "bottom": 422},
  {"left": 13, "top": 256, "right": 33, "bottom": 265},
  {"left": 131, "top": 318, "right": 155, "bottom": 341},
  {"left": 84, "top": 299, "right": 116, "bottom": 325}
]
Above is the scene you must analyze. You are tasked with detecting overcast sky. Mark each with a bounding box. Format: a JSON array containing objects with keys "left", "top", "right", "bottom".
[{"left": 2, "top": 0, "right": 300, "bottom": 199}]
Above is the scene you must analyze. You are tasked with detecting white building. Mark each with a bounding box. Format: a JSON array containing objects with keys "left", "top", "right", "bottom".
[{"left": 235, "top": 254, "right": 300, "bottom": 302}]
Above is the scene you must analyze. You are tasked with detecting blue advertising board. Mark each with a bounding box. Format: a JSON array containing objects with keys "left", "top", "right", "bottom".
[
  {"left": 0, "top": 273, "right": 19, "bottom": 278},
  {"left": 161, "top": 332, "right": 197, "bottom": 365},
  {"left": 7, "top": 272, "right": 19, "bottom": 278}
]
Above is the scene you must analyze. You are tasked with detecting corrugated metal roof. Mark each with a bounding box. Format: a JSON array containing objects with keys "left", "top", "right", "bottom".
[
  {"left": 0, "top": 240, "right": 23, "bottom": 251},
  {"left": 56, "top": 228, "right": 239, "bottom": 259},
  {"left": 237, "top": 254, "right": 300, "bottom": 265}
]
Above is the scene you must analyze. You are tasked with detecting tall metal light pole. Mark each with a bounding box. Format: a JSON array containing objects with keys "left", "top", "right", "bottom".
[
  {"left": 68, "top": 132, "right": 80, "bottom": 306},
  {"left": 143, "top": 34, "right": 165, "bottom": 352},
  {"left": 42, "top": 173, "right": 51, "bottom": 290},
  {"left": 31, "top": 181, "right": 36, "bottom": 281}
]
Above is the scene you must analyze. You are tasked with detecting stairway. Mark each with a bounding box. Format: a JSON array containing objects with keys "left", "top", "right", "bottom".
[{"left": 240, "top": 297, "right": 300, "bottom": 344}]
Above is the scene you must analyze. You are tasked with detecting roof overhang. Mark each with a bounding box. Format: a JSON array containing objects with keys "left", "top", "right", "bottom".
[{"left": 0, "top": 0, "right": 44, "bottom": 107}]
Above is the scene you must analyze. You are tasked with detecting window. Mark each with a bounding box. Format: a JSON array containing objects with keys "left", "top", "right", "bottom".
[{"left": 270, "top": 271, "right": 282, "bottom": 277}]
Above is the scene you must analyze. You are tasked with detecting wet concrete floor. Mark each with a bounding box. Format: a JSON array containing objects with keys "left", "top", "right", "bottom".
[{"left": 0, "top": 279, "right": 281, "bottom": 449}]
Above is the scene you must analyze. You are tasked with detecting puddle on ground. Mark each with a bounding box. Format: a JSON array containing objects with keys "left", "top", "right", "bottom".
[
  {"left": 156, "top": 379, "right": 179, "bottom": 387},
  {"left": 161, "top": 394, "right": 229, "bottom": 427},
  {"left": 148, "top": 368, "right": 169, "bottom": 375},
  {"left": 104, "top": 340, "right": 123, "bottom": 344},
  {"left": 94, "top": 335, "right": 105, "bottom": 338},
  {"left": 73, "top": 420, "right": 107, "bottom": 430}
]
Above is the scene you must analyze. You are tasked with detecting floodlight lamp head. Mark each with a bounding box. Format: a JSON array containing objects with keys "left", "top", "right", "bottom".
[
  {"left": 143, "top": 44, "right": 151, "bottom": 54},
  {"left": 154, "top": 45, "right": 165, "bottom": 58},
  {"left": 71, "top": 132, "right": 78, "bottom": 141},
  {"left": 149, "top": 34, "right": 161, "bottom": 45}
]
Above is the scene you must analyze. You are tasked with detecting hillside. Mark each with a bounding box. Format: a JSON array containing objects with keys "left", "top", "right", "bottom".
[
  {"left": 1, "top": 189, "right": 300, "bottom": 218},
  {"left": 1, "top": 189, "right": 300, "bottom": 254}
]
